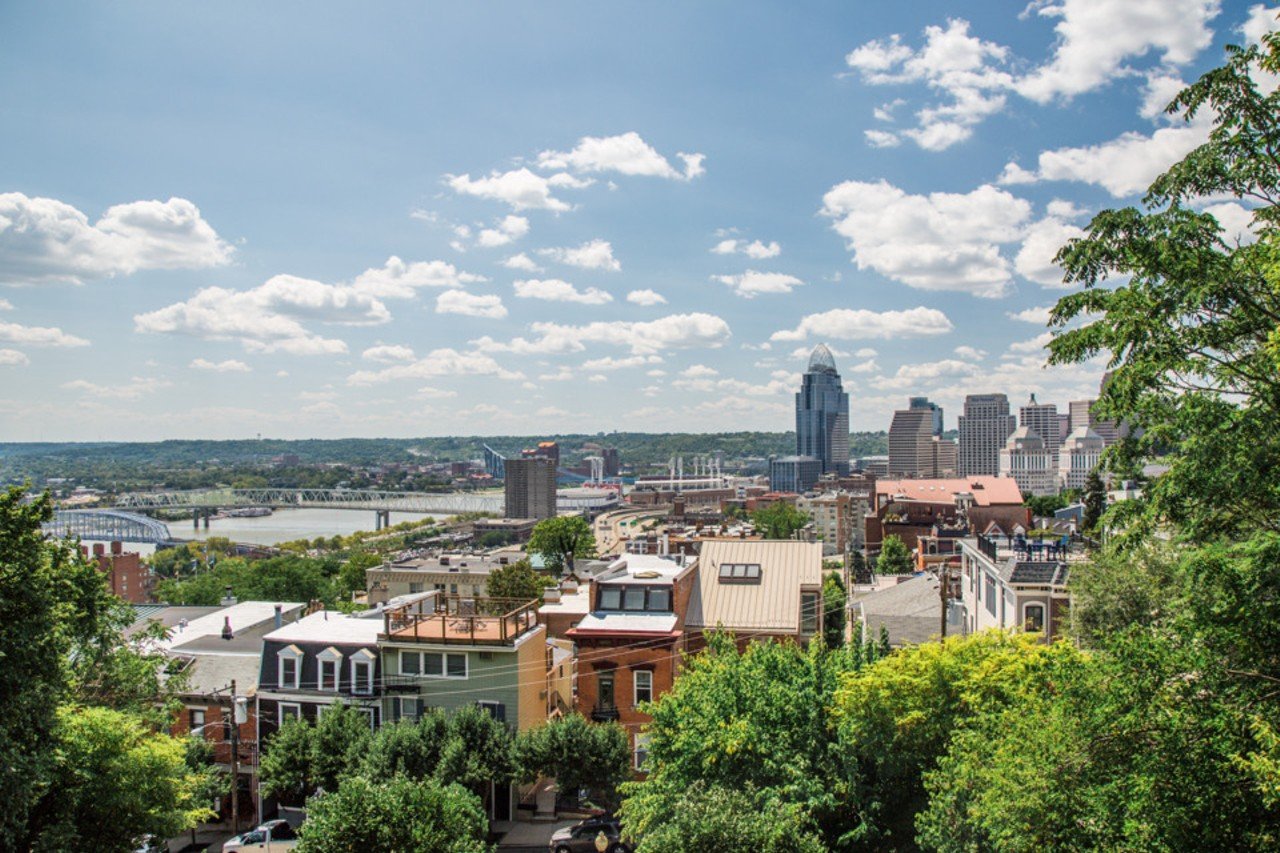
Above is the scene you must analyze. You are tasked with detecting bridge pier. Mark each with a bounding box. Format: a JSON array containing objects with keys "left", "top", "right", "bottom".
[
  {"left": 192, "top": 508, "right": 212, "bottom": 529},
  {"left": 374, "top": 510, "right": 391, "bottom": 531}
]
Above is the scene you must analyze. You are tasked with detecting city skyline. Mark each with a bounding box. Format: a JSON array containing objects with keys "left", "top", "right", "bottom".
[{"left": 0, "top": 2, "right": 1273, "bottom": 441}]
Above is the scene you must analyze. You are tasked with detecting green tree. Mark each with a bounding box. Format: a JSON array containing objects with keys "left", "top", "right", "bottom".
[
  {"left": 296, "top": 775, "right": 490, "bottom": 853},
  {"left": 631, "top": 783, "right": 824, "bottom": 853},
  {"left": 515, "top": 714, "right": 631, "bottom": 809},
  {"left": 750, "top": 501, "right": 810, "bottom": 540},
  {"left": 360, "top": 711, "right": 451, "bottom": 783},
  {"left": 259, "top": 716, "right": 316, "bottom": 805},
  {"left": 338, "top": 550, "right": 383, "bottom": 599},
  {"left": 1023, "top": 493, "right": 1067, "bottom": 518},
  {"left": 527, "top": 516, "right": 596, "bottom": 578},
  {"left": 484, "top": 558, "right": 546, "bottom": 602},
  {"left": 311, "top": 703, "right": 373, "bottom": 793},
  {"left": 436, "top": 704, "right": 515, "bottom": 792},
  {"left": 822, "top": 571, "right": 847, "bottom": 649},
  {"left": 875, "top": 535, "right": 913, "bottom": 575},
  {"left": 1081, "top": 468, "right": 1106, "bottom": 538},
  {"left": 31, "top": 705, "right": 215, "bottom": 852}
]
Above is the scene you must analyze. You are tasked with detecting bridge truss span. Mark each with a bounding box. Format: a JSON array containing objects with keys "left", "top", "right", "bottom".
[
  {"left": 44, "top": 509, "right": 173, "bottom": 544},
  {"left": 113, "top": 488, "right": 504, "bottom": 516}
]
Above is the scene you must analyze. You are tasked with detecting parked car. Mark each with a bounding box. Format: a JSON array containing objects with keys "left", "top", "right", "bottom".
[
  {"left": 222, "top": 820, "right": 299, "bottom": 852},
  {"left": 548, "top": 815, "right": 630, "bottom": 853}
]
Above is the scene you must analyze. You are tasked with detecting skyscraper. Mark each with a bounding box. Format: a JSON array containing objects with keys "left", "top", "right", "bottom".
[
  {"left": 908, "top": 396, "right": 944, "bottom": 436},
  {"left": 958, "top": 393, "right": 1018, "bottom": 476},
  {"left": 1020, "top": 393, "right": 1061, "bottom": 468},
  {"left": 795, "top": 344, "right": 850, "bottom": 475},
  {"left": 504, "top": 457, "right": 557, "bottom": 520}
]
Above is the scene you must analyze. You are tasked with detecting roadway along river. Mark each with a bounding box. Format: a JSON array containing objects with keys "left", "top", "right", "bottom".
[{"left": 175, "top": 507, "right": 449, "bottom": 546}]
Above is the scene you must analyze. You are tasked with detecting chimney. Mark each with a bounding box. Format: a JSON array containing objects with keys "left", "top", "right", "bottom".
[
  {"left": 110, "top": 540, "right": 123, "bottom": 555},
  {"left": 221, "top": 586, "right": 237, "bottom": 606},
  {"left": 92, "top": 543, "right": 105, "bottom": 557},
  {"left": 220, "top": 616, "right": 234, "bottom": 641},
  {"left": 274, "top": 604, "right": 283, "bottom": 629}
]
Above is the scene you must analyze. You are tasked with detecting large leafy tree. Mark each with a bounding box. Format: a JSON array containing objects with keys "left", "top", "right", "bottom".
[
  {"left": 296, "top": 775, "right": 489, "bottom": 853},
  {"left": 822, "top": 571, "right": 847, "bottom": 649},
  {"left": 514, "top": 713, "right": 630, "bottom": 810},
  {"left": 484, "top": 558, "right": 547, "bottom": 602},
  {"left": 750, "top": 501, "right": 810, "bottom": 540},
  {"left": 632, "top": 783, "right": 824, "bottom": 853},
  {"left": 527, "top": 516, "right": 596, "bottom": 578},
  {"left": 875, "top": 535, "right": 912, "bottom": 575},
  {"left": 360, "top": 711, "right": 451, "bottom": 783}
]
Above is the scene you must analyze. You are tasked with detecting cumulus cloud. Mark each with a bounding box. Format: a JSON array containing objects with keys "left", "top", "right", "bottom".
[
  {"left": 347, "top": 348, "right": 523, "bottom": 385},
  {"left": 1007, "top": 305, "right": 1054, "bottom": 324},
  {"left": 821, "top": 180, "right": 1030, "bottom": 297},
  {"left": 475, "top": 215, "right": 530, "bottom": 248},
  {"left": 954, "top": 345, "right": 987, "bottom": 360},
  {"left": 1014, "top": 216, "right": 1087, "bottom": 287},
  {"left": 351, "top": 256, "right": 486, "bottom": 299},
  {"left": 864, "top": 129, "right": 903, "bottom": 148},
  {"left": 0, "top": 193, "right": 232, "bottom": 286},
  {"left": 538, "top": 239, "right": 621, "bottom": 271},
  {"left": 711, "top": 238, "right": 782, "bottom": 258},
  {"left": 1008, "top": 332, "right": 1055, "bottom": 354},
  {"left": 536, "top": 132, "right": 705, "bottom": 181},
  {"left": 190, "top": 358, "right": 250, "bottom": 372},
  {"left": 771, "top": 307, "right": 953, "bottom": 342},
  {"left": 62, "top": 376, "right": 172, "bottom": 400},
  {"left": 1203, "top": 201, "right": 1260, "bottom": 245},
  {"left": 713, "top": 270, "right": 804, "bottom": 298},
  {"left": 492, "top": 313, "right": 732, "bottom": 356},
  {"left": 436, "top": 289, "right": 508, "bottom": 319},
  {"left": 0, "top": 298, "right": 13, "bottom": 310},
  {"left": 513, "top": 278, "right": 613, "bottom": 305},
  {"left": 445, "top": 168, "right": 588, "bottom": 212},
  {"left": 0, "top": 320, "right": 90, "bottom": 347},
  {"left": 501, "top": 253, "right": 543, "bottom": 272},
  {"left": 0, "top": 348, "right": 28, "bottom": 366},
  {"left": 361, "top": 344, "right": 417, "bottom": 363},
  {"left": 581, "top": 355, "right": 662, "bottom": 371},
  {"left": 871, "top": 358, "right": 982, "bottom": 390},
  {"left": 626, "top": 289, "right": 666, "bottom": 306}
]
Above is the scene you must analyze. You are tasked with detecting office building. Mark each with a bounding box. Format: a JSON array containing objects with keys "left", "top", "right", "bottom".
[
  {"left": 1058, "top": 426, "right": 1105, "bottom": 492},
  {"left": 795, "top": 344, "right": 850, "bottom": 475},
  {"left": 957, "top": 394, "right": 1018, "bottom": 477},
  {"left": 1069, "top": 399, "right": 1121, "bottom": 446},
  {"left": 888, "top": 404, "right": 936, "bottom": 478},
  {"left": 1020, "top": 394, "right": 1061, "bottom": 468},
  {"left": 931, "top": 437, "right": 959, "bottom": 478},
  {"left": 999, "top": 427, "right": 1057, "bottom": 496},
  {"left": 770, "top": 455, "right": 823, "bottom": 494},
  {"left": 908, "top": 396, "right": 944, "bottom": 437},
  {"left": 504, "top": 456, "right": 557, "bottom": 520},
  {"left": 521, "top": 440, "right": 560, "bottom": 470},
  {"left": 602, "top": 447, "right": 621, "bottom": 477}
]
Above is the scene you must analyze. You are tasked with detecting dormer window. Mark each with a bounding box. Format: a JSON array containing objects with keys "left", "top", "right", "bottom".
[
  {"left": 277, "top": 645, "right": 302, "bottom": 690},
  {"left": 351, "top": 648, "right": 376, "bottom": 695},
  {"left": 317, "top": 647, "right": 344, "bottom": 692}
]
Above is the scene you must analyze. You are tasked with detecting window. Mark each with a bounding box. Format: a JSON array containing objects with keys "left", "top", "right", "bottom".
[
  {"left": 623, "top": 587, "right": 646, "bottom": 611},
  {"left": 647, "top": 587, "right": 670, "bottom": 611},
  {"left": 399, "top": 697, "right": 421, "bottom": 722},
  {"left": 449, "top": 583, "right": 458, "bottom": 595},
  {"left": 634, "top": 670, "right": 653, "bottom": 706},
  {"left": 717, "top": 563, "right": 762, "bottom": 583},
  {"left": 359, "top": 707, "right": 377, "bottom": 729},
  {"left": 352, "top": 659, "right": 373, "bottom": 695},
  {"left": 189, "top": 708, "right": 205, "bottom": 731},
  {"left": 409, "top": 582, "right": 423, "bottom": 594},
  {"left": 319, "top": 659, "right": 339, "bottom": 691},
  {"left": 984, "top": 577, "right": 997, "bottom": 617},
  {"left": 600, "top": 585, "right": 672, "bottom": 612},
  {"left": 401, "top": 651, "right": 467, "bottom": 679},
  {"left": 599, "top": 587, "right": 622, "bottom": 610},
  {"left": 476, "top": 701, "right": 506, "bottom": 722},
  {"left": 800, "top": 591, "right": 820, "bottom": 634},
  {"left": 598, "top": 671, "right": 616, "bottom": 709},
  {"left": 277, "top": 646, "right": 302, "bottom": 689},
  {"left": 634, "top": 733, "right": 651, "bottom": 771},
  {"left": 1024, "top": 603, "right": 1046, "bottom": 633},
  {"left": 278, "top": 703, "right": 301, "bottom": 723}
]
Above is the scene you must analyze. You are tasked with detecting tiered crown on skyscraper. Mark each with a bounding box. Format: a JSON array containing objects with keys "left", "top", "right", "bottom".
[{"left": 807, "top": 343, "right": 837, "bottom": 374}]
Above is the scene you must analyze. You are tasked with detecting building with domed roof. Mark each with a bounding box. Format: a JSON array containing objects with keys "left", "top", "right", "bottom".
[
  {"left": 795, "top": 343, "right": 850, "bottom": 476},
  {"left": 999, "top": 426, "right": 1056, "bottom": 496}
]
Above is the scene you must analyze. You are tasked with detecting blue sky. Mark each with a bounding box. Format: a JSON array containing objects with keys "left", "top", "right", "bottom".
[{"left": 0, "top": 1, "right": 1273, "bottom": 441}]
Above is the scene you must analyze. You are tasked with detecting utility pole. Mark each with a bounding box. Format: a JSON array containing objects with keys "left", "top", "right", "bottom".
[{"left": 229, "top": 679, "right": 240, "bottom": 836}]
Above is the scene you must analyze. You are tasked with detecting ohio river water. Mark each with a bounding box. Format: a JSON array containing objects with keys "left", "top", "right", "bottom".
[{"left": 176, "top": 508, "right": 448, "bottom": 546}]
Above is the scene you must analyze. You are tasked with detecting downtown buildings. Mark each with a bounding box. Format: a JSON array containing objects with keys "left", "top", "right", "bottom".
[
  {"left": 794, "top": 344, "right": 850, "bottom": 476},
  {"left": 957, "top": 394, "right": 1018, "bottom": 477}
]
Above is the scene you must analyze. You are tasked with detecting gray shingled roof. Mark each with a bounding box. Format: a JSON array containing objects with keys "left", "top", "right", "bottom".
[
  {"left": 1007, "top": 561, "right": 1070, "bottom": 586},
  {"left": 857, "top": 575, "right": 942, "bottom": 647}
]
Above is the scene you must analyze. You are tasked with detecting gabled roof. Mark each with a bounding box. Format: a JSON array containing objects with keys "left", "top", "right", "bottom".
[{"left": 686, "top": 540, "right": 822, "bottom": 634}]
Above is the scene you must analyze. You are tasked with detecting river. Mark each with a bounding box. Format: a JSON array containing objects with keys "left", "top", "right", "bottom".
[{"left": 172, "top": 507, "right": 449, "bottom": 546}]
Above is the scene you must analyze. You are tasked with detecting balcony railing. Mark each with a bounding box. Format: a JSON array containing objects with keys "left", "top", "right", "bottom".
[
  {"left": 590, "top": 703, "right": 620, "bottom": 722},
  {"left": 381, "top": 595, "right": 540, "bottom": 646}
]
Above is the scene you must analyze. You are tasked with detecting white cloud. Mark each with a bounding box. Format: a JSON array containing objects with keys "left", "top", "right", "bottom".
[
  {"left": 873, "top": 99, "right": 906, "bottom": 121},
  {"left": 1046, "top": 199, "right": 1088, "bottom": 219},
  {"left": 1014, "top": 216, "right": 1087, "bottom": 287},
  {"left": 136, "top": 274, "right": 390, "bottom": 355},
  {"left": 0, "top": 349, "right": 28, "bottom": 366},
  {"left": 475, "top": 215, "right": 530, "bottom": 248},
  {"left": 501, "top": 253, "right": 543, "bottom": 272},
  {"left": 417, "top": 386, "right": 458, "bottom": 399},
  {"left": 856, "top": 347, "right": 878, "bottom": 358},
  {"left": 1007, "top": 305, "right": 1054, "bottom": 324},
  {"left": 190, "top": 358, "right": 250, "bottom": 373},
  {"left": 1203, "top": 201, "right": 1259, "bottom": 245},
  {"left": 1008, "top": 332, "right": 1055, "bottom": 354},
  {"left": 864, "top": 129, "right": 902, "bottom": 148},
  {"left": 351, "top": 257, "right": 486, "bottom": 299},
  {"left": 538, "top": 239, "right": 621, "bottom": 271},
  {"left": 0, "top": 298, "right": 12, "bottom": 310},
  {"left": 582, "top": 355, "right": 662, "bottom": 371},
  {"left": 536, "top": 132, "right": 705, "bottom": 181},
  {"left": 436, "top": 289, "right": 507, "bottom": 319},
  {"left": 0, "top": 193, "right": 232, "bottom": 286},
  {"left": 626, "top": 289, "right": 667, "bottom": 306},
  {"left": 513, "top": 278, "right": 613, "bottom": 305},
  {"left": 683, "top": 364, "right": 719, "bottom": 378},
  {"left": 1139, "top": 70, "right": 1189, "bottom": 120},
  {"left": 771, "top": 306, "right": 954, "bottom": 341},
  {"left": 821, "top": 179, "right": 1030, "bottom": 297},
  {"left": 346, "top": 348, "right": 522, "bottom": 385},
  {"left": 361, "top": 344, "right": 417, "bottom": 363},
  {"left": 1008, "top": 121, "right": 1211, "bottom": 197},
  {"left": 521, "top": 312, "right": 732, "bottom": 355},
  {"left": 954, "top": 345, "right": 987, "bottom": 360},
  {"left": 62, "top": 376, "right": 171, "bottom": 400},
  {"left": 872, "top": 358, "right": 981, "bottom": 390},
  {"left": 646, "top": 368, "right": 667, "bottom": 377},
  {"left": 0, "top": 320, "right": 90, "bottom": 347},
  {"left": 587, "top": 374, "right": 608, "bottom": 383},
  {"left": 446, "top": 168, "right": 585, "bottom": 211},
  {"left": 1016, "top": 0, "right": 1219, "bottom": 104},
  {"left": 714, "top": 270, "right": 804, "bottom": 298},
  {"left": 710, "top": 238, "right": 782, "bottom": 258}
]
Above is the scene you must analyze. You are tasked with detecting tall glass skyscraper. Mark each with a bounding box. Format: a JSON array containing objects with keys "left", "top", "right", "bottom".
[{"left": 795, "top": 343, "right": 850, "bottom": 475}]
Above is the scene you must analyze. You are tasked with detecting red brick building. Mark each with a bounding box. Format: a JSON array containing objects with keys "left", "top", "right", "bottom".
[{"left": 84, "top": 541, "right": 152, "bottom": 603}]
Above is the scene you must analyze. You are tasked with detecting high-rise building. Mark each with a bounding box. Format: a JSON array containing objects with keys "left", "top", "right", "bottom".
[
  {"left": 1019, "top": 394, "right": 1061, "bottom": 468},
  {"left": 1058, "top": 426, "right": 1105, "bottom": 492},
  {"left": 999, "top": 427, "right": 1056, "bottom": 496},
  {"left": 1069, "top": 398, "right": 1121, "bottom": 446},
  {"left": 888, "top": 405, "right": 935, "bottom": 478},
  {"left": 503, "top": 457, "right": 557, "bottom": 520},
  {"left": 602, "top": 447, "right": 621, "bottom": 477},
  {"left": 930, "top": 437, "right": 959, "bottom": 478},
  {"left": 957, "top": 393, "right": 1018, "bottom": 476},
  {"left": 908, "top": 396, "right": 944, "bottom": 436},
  {"left": 521, "top": 440, "right": 560, "bottom": 470},
  {"left": 770, "top": 455, "right": 823, "bottom": 494},
  {"left": 795, "top": 344, "right": 850, "bottom": 475}
]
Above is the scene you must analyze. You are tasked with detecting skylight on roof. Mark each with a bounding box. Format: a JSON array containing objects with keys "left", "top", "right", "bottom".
[{"left": 717, "top": 563, "right": 761, "bottom": 583}]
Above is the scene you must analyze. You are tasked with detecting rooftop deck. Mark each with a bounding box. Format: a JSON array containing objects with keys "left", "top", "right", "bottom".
[{"left": 380, "top": 595, "right": 540, "bottom": 646}]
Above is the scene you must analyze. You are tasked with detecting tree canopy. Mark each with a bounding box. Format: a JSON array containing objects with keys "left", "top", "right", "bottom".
[
  {"left": 750, "top": 501, "right": 810, "bottom": 540},
  {"left": 527, "top": 516, "right": 596, "bottom": 578},
  {"left": 484, "top": 558, "right": 547, "bottom": 602},
  {"left": 875, "top": 535, "right": 913, "bottom": 576},
  {"left": 296, "top": 775, "right": 489, "bottom": 853},
  {"left": 515, "top": 713, "right": 630, "bottom": 810}
]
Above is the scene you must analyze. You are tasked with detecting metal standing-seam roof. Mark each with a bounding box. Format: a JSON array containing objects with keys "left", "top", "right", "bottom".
[{"left": 687, "top": 540, "right": 823, "bottom": 634}]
